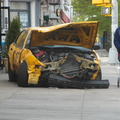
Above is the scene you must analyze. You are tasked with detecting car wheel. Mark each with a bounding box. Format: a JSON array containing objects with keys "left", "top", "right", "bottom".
[
  {"left": 95, "top": 68, "right": 102, "bottom": 80},
  {"left": 17, "top": 61, "right": 28, "bottom": 87},
  {"left": 8, "top": 60, "right": 17, "bottom": 82}
]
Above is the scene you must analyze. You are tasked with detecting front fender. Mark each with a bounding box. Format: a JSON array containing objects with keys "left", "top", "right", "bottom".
[{"left": 20, "top": 49, "right": 45, "bottom": 84}]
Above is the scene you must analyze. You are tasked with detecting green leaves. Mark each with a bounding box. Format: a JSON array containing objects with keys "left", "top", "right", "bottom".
[
  {"left": 71, "top": 0, "right": 111, "bottom": 35},
  {"left": 5, "top": 17, "right": 21, "bottom": 50}
]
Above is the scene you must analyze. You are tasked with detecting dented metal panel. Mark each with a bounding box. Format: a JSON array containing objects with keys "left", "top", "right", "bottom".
[{"left": 30, "top": 21, "right": 98, "bottom": 49}]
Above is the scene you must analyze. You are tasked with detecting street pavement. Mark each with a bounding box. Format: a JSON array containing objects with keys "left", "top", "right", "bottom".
[{"left": 0, "top": 49, "right": 120, "bottom": 120}]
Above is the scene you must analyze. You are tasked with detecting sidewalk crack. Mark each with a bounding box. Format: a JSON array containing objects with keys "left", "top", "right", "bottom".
[{"left": 80, "top": 89, "right": 86, "bottom": 120}]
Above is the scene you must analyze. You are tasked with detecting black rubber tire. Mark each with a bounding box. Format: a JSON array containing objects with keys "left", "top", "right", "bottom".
[
  {"left": 8, "top": 60, "right": 17, "bottom": 82},
  {"left": 17, "top": 61, "right": 28, "bottom": 87},
  {"left": 95, "top": 68, "right": 102, "bottom": 81}
]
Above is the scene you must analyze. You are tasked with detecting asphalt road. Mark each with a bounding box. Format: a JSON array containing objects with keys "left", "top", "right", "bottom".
[{"left": 0, "top": 55, "right": 120, "bottom": 120}]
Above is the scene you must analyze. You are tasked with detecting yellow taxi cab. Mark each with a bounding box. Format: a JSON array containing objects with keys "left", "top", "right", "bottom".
[{"left": 8, "top": 21, "right": 109, "bottom": 88}]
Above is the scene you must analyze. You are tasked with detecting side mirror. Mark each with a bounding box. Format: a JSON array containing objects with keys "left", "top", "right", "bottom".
[{"left": 93, "top": 45, "right": 101, "bottom": 50}]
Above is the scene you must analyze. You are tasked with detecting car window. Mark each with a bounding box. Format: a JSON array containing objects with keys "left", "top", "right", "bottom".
[
  {"left": 25, "top": 32, "right": 31, "bottom": 48},
  {"left": 16, "top": 30, "right": 28, "bottom": 48}
]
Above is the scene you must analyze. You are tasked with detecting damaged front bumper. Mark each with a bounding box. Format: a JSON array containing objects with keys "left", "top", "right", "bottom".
[{"left": 48, "top": 74, "right": 110, "bottom": 89}]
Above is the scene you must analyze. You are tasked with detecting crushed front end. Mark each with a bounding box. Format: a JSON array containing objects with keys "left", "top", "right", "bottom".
[{"left": 31, "top": 46, "right": 109, "bottom": 88}]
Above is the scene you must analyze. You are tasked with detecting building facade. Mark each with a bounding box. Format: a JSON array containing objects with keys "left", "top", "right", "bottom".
[{"left": 2, "top": 0, "right": 73, "bottom": 28}]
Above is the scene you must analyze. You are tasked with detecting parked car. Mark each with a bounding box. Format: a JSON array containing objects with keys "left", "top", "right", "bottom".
[{"left": 8, "top": 21, "right": 109, "bottom": 88}]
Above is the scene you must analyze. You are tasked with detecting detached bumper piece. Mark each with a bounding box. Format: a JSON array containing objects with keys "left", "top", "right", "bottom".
[{"left": 48, "top": 74, "right": 109, "bottom": 89}]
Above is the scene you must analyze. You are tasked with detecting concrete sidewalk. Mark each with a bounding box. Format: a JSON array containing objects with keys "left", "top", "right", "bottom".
[
  {"left": 96, "top": 49, "right": 119, "bottom": 86},
  {"left": 96, "top": 49, "right": 109, "bottom": 57},
  {"left": 101, "top": 57, "right": 118, "bottom": 86}
]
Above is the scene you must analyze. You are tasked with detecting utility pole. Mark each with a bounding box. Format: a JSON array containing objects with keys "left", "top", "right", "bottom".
[{"left": 108, "top": 0, "right": 119, "bottom": 64}]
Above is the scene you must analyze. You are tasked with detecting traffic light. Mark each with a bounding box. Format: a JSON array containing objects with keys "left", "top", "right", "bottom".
[
  {"left": 101, "top": 7, "right": 111, "bottom": 15},
  {"left": 92, "top": 0, "right": 110, "bottom": 5}
]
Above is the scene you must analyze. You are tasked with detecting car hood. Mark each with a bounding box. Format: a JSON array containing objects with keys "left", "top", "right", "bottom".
[{"left": 30, "top": 21, "right": 99, "bottom": 49}]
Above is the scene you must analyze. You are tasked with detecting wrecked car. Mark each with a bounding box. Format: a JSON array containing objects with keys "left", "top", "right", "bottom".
[{"left": 8, "top": 21, "right": 109, "bottom": 88}]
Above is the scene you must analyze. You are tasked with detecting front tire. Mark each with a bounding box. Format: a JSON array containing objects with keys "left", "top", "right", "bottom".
[{"left": 17, "top": 61, "right": 28, "bottom": 87}]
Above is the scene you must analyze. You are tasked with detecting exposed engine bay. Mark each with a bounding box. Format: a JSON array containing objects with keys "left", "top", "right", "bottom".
[
  {"left": 31, "top": 45, "right": 99, "bottom": 81},
  {"left": 29, "top": 45, "right": 109, "bottom": 88}
]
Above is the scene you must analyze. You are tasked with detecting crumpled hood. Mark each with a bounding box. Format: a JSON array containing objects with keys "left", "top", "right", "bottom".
[{"left": 30, "top": 21, "right": 99, "bottom": 49}]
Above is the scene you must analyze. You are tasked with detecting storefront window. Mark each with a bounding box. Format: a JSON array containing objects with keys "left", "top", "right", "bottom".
[
  {"left": 10, "top": 2, "right": 28, "bottom": 10},
  {"left": 20, "top": 12, "right": 28, "bottom": 27},
  {"left": 10, "top": 12, "right": 17, "bottom": 21},
  {"left": 10, "top": 2, "right": 30, "bottom": 27}
]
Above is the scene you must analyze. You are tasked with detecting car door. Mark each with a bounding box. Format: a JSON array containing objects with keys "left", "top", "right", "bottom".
[{"left": 13, "top": 30, "right": 28, "bottom": 73}]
